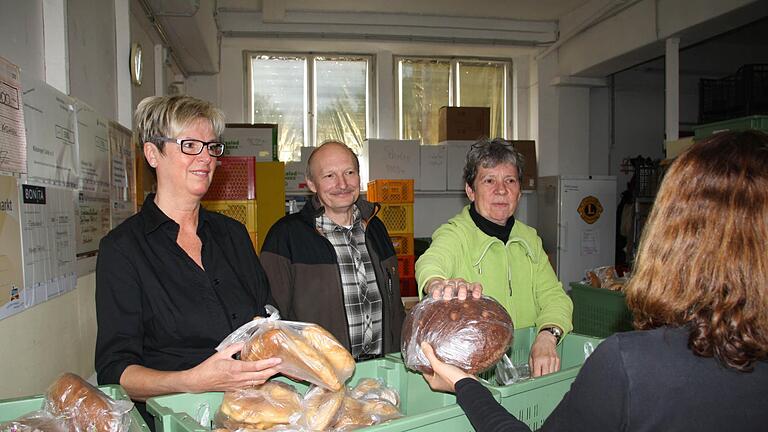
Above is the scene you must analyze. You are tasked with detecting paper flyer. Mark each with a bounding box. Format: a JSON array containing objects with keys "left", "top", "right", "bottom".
[
  {"left": 76, "top": 101, "right": 110, "bottom": 194},
  {"left": 20, "top": 184, "right": 77, "bottom": 304},
  {"left": 0, "top": 56, "right": 28, "bottom": 175},
  {"left": 22, "top": 77, "right": 79, "bottom": 188},
  {"left": 0, "top": 176, "right": 25, "bottom": 321},
  {"left": 75, "top": 191, "right": 110, "bottom": 258}
]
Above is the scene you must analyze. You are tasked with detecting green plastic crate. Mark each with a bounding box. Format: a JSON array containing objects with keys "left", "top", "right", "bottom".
[
  {"left": 482, "top": 328, "right": 603, "bottom": 430},
  {"left": 693, "top": 115, "right": 768, "bottom": 140},
  {"left": 570, "top": 282, "right": 634, "bottom": 338},
  {"left": 389, "top": 327, "right": 602, "bottom": 430},
  {"left": 146, "top": 357, "right": 501, "bottom": 432},
  {"left": 0, "top": 384, "right": 150, "bottom": 432}
]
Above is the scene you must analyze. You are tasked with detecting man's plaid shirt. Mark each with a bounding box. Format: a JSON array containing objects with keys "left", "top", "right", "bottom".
[{"left": 316, "top": 206, "right": 382, "bottom": 358}]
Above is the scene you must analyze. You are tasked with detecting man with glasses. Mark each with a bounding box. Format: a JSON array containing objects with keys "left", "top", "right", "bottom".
[{"left": 260, "top": 141, "right": 406, "bottom": 361}]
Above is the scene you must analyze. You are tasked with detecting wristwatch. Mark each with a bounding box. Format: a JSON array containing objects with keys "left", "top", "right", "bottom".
[{"left": 539, "top": 326, "right": 563, "bottom": 344}]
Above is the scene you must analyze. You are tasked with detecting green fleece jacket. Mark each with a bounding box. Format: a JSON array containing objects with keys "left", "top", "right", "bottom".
[{"left": 416, "top": 205, "right": 573, "bottom": 334}]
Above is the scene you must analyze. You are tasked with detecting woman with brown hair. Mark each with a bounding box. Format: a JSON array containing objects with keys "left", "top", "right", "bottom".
[{"left": 421, "top": 130, "right": 768, "bottom": 431}]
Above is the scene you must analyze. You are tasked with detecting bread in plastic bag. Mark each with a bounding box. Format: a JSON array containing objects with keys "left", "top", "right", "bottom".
[
  {"left": 585, "top": 265, "right": 627, "bottom": 291},
  {"left": 401, "top": 295, "right": 514, "bottom": 375},
  {"left": 215, "top": 381, "right": 302, "bottom": 431},
  {"left": 296, "top": 386, "right": 345, "bottom": 431},
  {"left": 347, "top": 378, "right": 399, "bottom": 407},
  {"left": 0, "top": 410, "right": 69, "bottom": 432},
  {"left": 44, "top": 373, "right": 133, "bottom": 432},
  {"left": 217, "top": 308, "right": 355, "bottom": 392},
  {"left": 331, "top": 396, "right": 401, "bottom": 431}
]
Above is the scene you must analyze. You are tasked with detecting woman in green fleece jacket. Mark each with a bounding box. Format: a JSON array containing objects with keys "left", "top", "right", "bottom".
[{"left": 415, "top": 138, "right": 573, "bottom": 377}]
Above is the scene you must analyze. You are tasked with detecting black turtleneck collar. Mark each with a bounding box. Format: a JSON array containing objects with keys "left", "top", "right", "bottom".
[{"left": 469, "top": 202, "right": 515, "bottom": 243}]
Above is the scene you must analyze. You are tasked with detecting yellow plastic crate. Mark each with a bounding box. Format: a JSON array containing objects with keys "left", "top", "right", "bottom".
[
  {"left": 202, "top": 200, "right": 257, "bottom": 233},
  {"left": 368, "top": 179, "right": 414, "bottom": 203},
  {"left": 378, "top": 203, "right": 414, "bottom": 235},
  {"left": 255, "top": 162, "right": 285, "bottom": 252},
  {"left": 390, "top": 234, "right": 414, "bottom": 256}
]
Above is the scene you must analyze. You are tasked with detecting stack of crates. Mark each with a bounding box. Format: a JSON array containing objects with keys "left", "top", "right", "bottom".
[
  {"left": 202, "top": 156, "right": 258, "bottom": 250},
  {"left": 202, "top": 158, "right": 285, "bottom": 253},
  {"left": 367, "top": 179, "right": 416, "bottom": 297}
]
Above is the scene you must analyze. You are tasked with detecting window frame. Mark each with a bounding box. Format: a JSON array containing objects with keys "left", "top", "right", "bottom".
[
  {"left": 394, "top": 55, "right": 513, "bottom": 143},
  {"left": 244, "top": 51, "right": 377, "bottom": 158}
]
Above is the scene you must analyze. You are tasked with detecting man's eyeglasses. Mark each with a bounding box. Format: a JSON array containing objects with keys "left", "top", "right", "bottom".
[{"left": 152, "top": 136, "right": 226, "bottom": 157}]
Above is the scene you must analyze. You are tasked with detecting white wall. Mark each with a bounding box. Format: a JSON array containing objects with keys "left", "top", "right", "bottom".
[
  {"left": 0, "top": 0, "right": 44, "bottom": 80},
  {"left": 68, "top": 0, "right": 117, "bottom": 118},
  {"left": 0, "top": 0, "right": 138, "bottom": 399}
]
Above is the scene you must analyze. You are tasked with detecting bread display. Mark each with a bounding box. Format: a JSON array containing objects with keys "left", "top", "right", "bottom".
[
  {"left": 401, "top": 296, "right": 514, "bottom": 374},
  {"left": 44, "top": 373, "right": 132, "bottom": 432},
  {"left": 241, "top": 326, "right": 344, "bottom": 391},
  {"left": 216, "top": 381, "right": 302, "bottom": 430}
]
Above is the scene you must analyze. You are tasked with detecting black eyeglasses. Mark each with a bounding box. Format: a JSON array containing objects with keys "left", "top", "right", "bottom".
[{"left": 152, "top": 136, "right": 226, "bottom": 157}]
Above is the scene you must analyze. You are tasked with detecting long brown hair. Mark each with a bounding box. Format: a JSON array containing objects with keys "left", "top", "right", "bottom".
[{"left": 625, "top": 130, "right": 768, "bottom": 371}]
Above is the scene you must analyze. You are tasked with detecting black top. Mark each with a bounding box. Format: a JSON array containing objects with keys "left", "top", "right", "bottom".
[
  {"left": 456, "top": 326, "right": 768, "bottom": 432},
  {"left": 95, "top": 194, "right": 274, "bottom": 425},
  {"left": 469, "top": 202, "right": 515, "bottom": 243}
]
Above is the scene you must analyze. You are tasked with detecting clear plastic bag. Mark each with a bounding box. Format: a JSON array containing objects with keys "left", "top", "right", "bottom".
[
  {"left": 44, "top": 373, "right": 133, "bottom": 432},
  {"left": 401, "top": 295, "right": 514, "bottom": 374},
  {"left": 494, "top": 354, "right": 531, "bottom": 385},
  {"left": 214, "top": 381, "right": 302, "bottom": 431},
  {"left": 585, "top": 266, "right": 627, "bottom": 291},
  {"left": 218, "top": 310, "right": 355, "bottom": 392},
  {"left": 331, "top": 395, "right": 401, "bottom": 432},
  {"left": 296, "top": 386, "right": 345, "bottom": 431},
  {"left": 347, "top": 378, "right": 399, "bottom": 407},
  {"left": 0, "top": 410, "right": 69, "bottom": 432}
]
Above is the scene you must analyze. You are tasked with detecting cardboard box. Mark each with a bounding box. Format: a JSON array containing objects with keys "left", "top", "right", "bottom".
[
  {"left": 439, "top": 106, "right": 490, "bottom": 142},
  {"left": 361, "top": 139, "right": 420, "bottom": 187},
  {"left": 506, "top": 140, "right": 538, "bottom": 190},
  {"left": 442, "top": 140, "right": 474, "bottom": 190},
  {"left": 221, "top": 124, "right": 277, "bottom": 161},
  {"left": 285, "top": 146, "right": 313, "bottom": 192},
  {"left": 418, "top": 145, "right": 447, "bottom": 191},
  {"left": 284, "top": 162, "right": 308, "bottom": 191}
]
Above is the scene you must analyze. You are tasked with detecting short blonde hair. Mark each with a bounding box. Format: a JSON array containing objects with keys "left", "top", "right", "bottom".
[{"left": 134, "top": 95, "right": 225, "bottom": 152}]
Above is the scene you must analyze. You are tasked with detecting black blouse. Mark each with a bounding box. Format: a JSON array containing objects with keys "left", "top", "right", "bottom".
[{"left": 95, "top": 193, "right": 274, "bottom": 385}]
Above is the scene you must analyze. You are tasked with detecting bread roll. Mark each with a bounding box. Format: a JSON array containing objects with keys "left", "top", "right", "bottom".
[
  {"left": 332, "top": 396, "right": 401, "bottom": 431},
  {"left": 45, "top": 373, "right": 128, "bottom": 432},
  {"left": 300, "top": 386, "right": 345, "bottom": 431},
  {"left": 217, "top": 381, "right": 301, "bottom": 430},
  {"left": 301, "top": 324, "right": 355, "bottom": 381},
  {"left": 242, "top": 327, "right": 343, "bottom": 391},
  {"left": 401, "top": 296, "right": 514, "bottom": 374}
]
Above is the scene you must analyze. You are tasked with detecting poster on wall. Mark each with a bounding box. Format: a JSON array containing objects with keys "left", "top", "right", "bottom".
[
  {"left": 109, "top": 121, "right": 136, "bottom": 228},
  {"left": 0, "top": 176, "right": 25, "bottom": 321},
  {"left": 20, "top": 184, "right": 77, "bottom": 308},
  {"left": 0, "top": 56, "right": 28, "bottom": 175},
  {"left": 75, "top": 101, "right": 110, "bottom": 195},
  {"left": 22, "top": 77, "right": 79, "bottom": 189}
]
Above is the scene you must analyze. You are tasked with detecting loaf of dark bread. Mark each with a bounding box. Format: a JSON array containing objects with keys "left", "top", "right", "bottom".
[{"left": 401, "top": 296, "right": 514, "bottom": 374}]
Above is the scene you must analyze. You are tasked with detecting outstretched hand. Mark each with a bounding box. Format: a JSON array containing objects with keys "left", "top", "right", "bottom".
[{"left": 420, "top": 342, "right": 475, "bottom": 393}]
